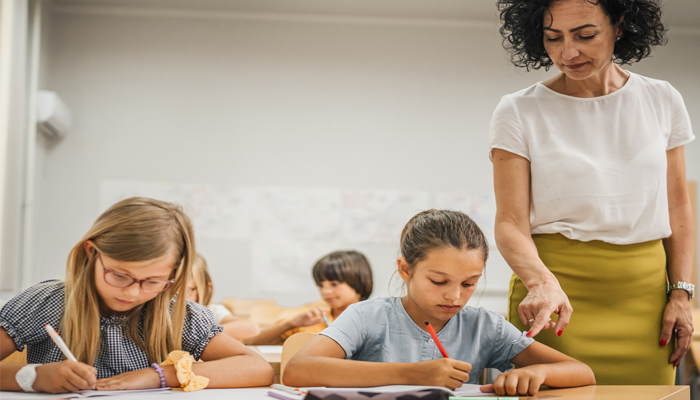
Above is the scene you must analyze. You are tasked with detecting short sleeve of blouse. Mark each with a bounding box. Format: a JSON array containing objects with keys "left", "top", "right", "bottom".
[
  {"left": 319, "top": 303, "right": 366, "bottom": 358},
  {"left": 489, "top": 95, "right": 530, "bottom": 161},
  {"left": 667, "top": 83, "right": 695, "bottom": 150},
  {"left": 486, "top": 314, "right": 534, "bottom": 372},
  {"left": 0, "top": 280, "right": 64, "bottom": 352},
  {"left": 181, "top": 300, "right": 224, "bottom": 360}
]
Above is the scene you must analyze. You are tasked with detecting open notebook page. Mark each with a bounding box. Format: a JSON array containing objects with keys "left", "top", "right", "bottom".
[
  {"left": 0, "top": 387, "right": 170, "bottom": 399},
  {"left": 303, "top": 384, "right": 488, "bottom": 399}
]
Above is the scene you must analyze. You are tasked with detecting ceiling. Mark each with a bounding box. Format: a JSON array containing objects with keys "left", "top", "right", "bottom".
[{"left": 51, "top": 0, "right": 700, "bottom": 30}]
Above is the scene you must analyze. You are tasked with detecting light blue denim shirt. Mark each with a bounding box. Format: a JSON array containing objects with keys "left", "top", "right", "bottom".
[{"left": 320, "top": 297, "right": 534, "bottom": 383}]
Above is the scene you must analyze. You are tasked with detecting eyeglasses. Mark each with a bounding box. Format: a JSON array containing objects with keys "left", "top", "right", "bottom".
[{"left": 96, "top": 252, "right": 175, "bottom": 293}]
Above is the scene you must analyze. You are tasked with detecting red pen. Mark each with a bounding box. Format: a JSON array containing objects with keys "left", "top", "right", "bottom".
[{"left": 424, "top": 321, "right": 449, "bottom": 358}]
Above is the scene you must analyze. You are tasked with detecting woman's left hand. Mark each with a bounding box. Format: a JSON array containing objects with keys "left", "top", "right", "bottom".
[
  {"left": 660, "top": 291, "right": 694, "bottom": 367},
  {"left": 96, "top": 368, "right": 161, "bottom": 391}
]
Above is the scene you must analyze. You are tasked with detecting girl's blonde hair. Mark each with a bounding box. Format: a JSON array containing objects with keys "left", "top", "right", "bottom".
[
  {"left": 190, "top": 253, "right": 213, "bottom": 306},
  {"left": 62, "top": 197, "right": 195, "bottom": 365}
]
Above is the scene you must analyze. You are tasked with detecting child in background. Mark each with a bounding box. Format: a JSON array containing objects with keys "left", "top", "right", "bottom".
[
  {"left": 244, "top": 250, "right": 373, "bottom": 345},
  {"left": 0, "top": 197, "right": 273, "bottom": 393},
  {"left": 284, "top": 210, "right": 595, "bottom": 396},
  {"left": 187, "top": 253, "right": 261, "bottom": 340}
]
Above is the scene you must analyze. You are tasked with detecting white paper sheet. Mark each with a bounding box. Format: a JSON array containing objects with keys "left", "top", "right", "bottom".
[
  {"left": 257, "top": 346, "right": 283, "bottom": 354},
  {"left": 338, "top": 190, "right": 431, "bottom": 243},
  {"left": 0, "top": 387, "right": 170, "bottom": 399}
]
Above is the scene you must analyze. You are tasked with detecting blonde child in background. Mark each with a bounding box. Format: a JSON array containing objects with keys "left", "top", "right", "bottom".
[
  {"left": 0, "top": 197, "right": 273, "bottom": 393},
  {"left": 244, "top": 250, "right": 373, "bottom": 345},
  {"left": 186, "top": 253, "right": 261, "bottom": 340},
  {"left": 284, "top": 210, "right": 595, "bottom": 396}
]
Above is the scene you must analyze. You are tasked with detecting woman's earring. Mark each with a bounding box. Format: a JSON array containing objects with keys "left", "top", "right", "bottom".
[{"left": 616, "top": 36, "right": 621, "bottom": 41}]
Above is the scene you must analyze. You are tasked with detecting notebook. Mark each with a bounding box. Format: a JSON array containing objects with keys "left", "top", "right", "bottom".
[
  {"left": 267, "top": 384, "right": 488, "bottom": 400},
  {"left": 0, "top": 387, "right": 171, "bottom": 399}
]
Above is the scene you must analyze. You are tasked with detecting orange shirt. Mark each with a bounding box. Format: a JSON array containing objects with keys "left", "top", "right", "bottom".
[{"left": 281, "top": 312, "right": 335, "bottom": 340}]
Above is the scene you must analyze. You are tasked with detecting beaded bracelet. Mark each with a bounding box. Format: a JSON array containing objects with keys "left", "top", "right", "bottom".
[
  {"left": 151, "top": 363, "right": 166, "bottom": 388},
  {"left": 160, "top": 350, "right": 209, "bottom": 392}
]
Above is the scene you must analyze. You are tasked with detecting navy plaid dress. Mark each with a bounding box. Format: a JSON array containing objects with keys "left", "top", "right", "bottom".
[{"left": 0, "top": 280, "right": 223, "bottom": 378}]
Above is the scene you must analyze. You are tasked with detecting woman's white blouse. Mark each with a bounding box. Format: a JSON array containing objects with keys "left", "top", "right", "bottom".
[{"left": 489, "top": 72, "right": 694, "bottom": 245}]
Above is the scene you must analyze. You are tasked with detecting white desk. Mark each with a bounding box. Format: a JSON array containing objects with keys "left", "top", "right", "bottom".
[
  {"left": 0, "top": 386, "right": 690, "bottom": 400},
  {"left": 248, "top": 345, "right": 282, "bottom": 384}
]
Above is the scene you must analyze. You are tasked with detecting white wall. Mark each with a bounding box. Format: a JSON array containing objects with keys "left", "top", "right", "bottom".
[
  {"left": 0, "top": 0, "right": 29, "bottom": 293},
  {"left": 29, "top": 0, "right": 54, "bottom": 286},
  {"left": 22, "top": 7, "right": 700, "bottom": 311}
]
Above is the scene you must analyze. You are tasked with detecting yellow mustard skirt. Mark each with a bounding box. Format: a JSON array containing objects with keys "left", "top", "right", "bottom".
[{"left": 508, "top": 233, "right": 674, "bottom": 385}]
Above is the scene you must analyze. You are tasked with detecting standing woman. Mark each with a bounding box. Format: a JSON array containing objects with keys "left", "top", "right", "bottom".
[{"left": 491, "top": 0, "right": 695, "bottom": 384}]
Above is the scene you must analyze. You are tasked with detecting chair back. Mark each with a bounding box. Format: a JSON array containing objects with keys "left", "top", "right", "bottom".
[
  {"left": 276, "top": 307, "right": 303, "bottom": 322},
  {"left": 2, "top": 347, "right": 27, "bottom": 363},
  {"left": 280, "top": 332, "right": 316, "bottom": 385},
  {"left": 221, "top": 297, "right": 276, "bottom": 318},
  {"left": 249, "top": 303, "right": 286, "bottom": 328},
  {"left": 275, "top": 300, "right": 330, "bottom": 323}
]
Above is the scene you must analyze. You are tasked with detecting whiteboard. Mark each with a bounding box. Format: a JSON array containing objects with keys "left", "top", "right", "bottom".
[{"left": 100, "top": 180, "right": 511, "bottom": 312}]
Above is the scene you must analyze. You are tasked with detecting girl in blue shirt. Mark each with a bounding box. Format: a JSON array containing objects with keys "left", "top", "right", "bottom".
[
  {"left": 0, "top": 197, "right": 273, "bottom": 393},
  {"left": 284, "top": 209, "right": 594, "bottom": 396}
]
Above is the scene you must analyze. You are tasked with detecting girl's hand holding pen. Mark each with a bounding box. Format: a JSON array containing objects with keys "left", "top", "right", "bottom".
[
  {"left": 409, "top": 358, "right": 471, "bottom": 391},
  {"left": 33, "top": 361, "right": 97, "bottom": 393},
  {"left": 35, "top": 324, "right": 96, "bottom": 393},
  {"left": 289, "top": 307, "right": 330, "bottom": 328}
]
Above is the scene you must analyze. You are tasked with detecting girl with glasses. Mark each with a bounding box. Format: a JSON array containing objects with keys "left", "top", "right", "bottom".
[{"left": 0, "top": 197, "right": 274, "bottom": 394}]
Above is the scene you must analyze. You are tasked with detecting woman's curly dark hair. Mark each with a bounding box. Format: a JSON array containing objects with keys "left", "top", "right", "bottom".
[{"left": 497, "top": 0, "right": 666, "bottom": 70}]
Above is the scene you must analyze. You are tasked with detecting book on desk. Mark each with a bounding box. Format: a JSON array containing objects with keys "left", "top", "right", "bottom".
[{"left": 266, "top": 384, "right": 536, "bottom": 400}]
